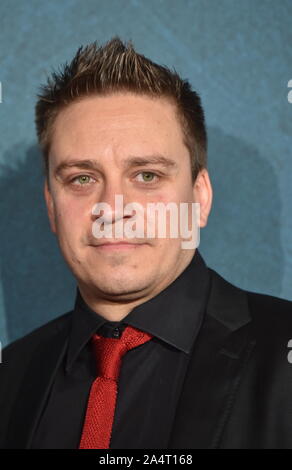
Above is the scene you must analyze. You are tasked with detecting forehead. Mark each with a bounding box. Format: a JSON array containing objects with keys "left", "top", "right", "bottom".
[{"left": 49, "top": 93, "right": 188, "bottom": 164}]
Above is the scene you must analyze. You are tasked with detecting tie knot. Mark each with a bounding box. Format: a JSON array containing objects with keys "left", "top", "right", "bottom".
[{"left": 91, "top": 325, "right": 153, "bottom": 381}]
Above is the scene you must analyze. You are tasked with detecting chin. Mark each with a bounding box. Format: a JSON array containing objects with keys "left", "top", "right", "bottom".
[{"left": 90, "top": 272, "right": 152, "bottom": 297}]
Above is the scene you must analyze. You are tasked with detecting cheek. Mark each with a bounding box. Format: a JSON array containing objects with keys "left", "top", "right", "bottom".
[{"left": 54, "top": 199, "right": 88, "bottom": 236}]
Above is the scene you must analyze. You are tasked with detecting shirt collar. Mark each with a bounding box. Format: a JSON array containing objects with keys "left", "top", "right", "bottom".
[{"left": 65, "top": 249, "right": 211, "bottom": 372}]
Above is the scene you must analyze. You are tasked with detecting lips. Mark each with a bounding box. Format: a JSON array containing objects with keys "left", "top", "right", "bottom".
[
  {"left": 90, "top": 241, "right": 147, "bottom": 251},
  {"left": 92, "top": 241, "right": 143, "bottom": 247}
]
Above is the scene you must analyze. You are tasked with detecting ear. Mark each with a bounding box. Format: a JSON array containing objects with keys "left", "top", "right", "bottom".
[
  {"left": 192, "top": 169, "right": 213, "bottom": 228},
  {"left": 44, "top": 179, "right": 57, "bottom": 234}
]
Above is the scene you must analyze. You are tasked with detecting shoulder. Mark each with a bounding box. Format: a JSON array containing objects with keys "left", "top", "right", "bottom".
[
  {"left": 246, "top": 288, "right": 292, "bottom": 316},
  {"left": 246, "top": 289, "right": 292, "bottom": 345},
  {"left": 2, "top": 311, "right": 73, "bottom": 361},
  {"left": 208, "top": 267, "right": 292, "bottom": 336}
]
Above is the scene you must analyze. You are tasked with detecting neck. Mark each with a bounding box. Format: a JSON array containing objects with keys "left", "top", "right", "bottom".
[
  {"left": 77, "top": 250, "right": 195, "bottom": 321},
  {"left": 77, "top": 285, "right": 156, "bottom": 322}
]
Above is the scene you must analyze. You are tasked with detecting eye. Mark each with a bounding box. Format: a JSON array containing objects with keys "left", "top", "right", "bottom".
[
  {"left": 70, "top": 175, "right": 95, "bottom": 186},
  {"left": 136, "top": 172, "right": 159, "bottom": 183}
]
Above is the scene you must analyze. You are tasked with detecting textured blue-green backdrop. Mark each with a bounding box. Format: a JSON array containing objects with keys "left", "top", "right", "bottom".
[{"left": 1, "top": 0, "right": 292, "bottom": 347}]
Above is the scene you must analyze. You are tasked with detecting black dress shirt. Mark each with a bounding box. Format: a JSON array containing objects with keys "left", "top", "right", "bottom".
[{"left": 31, "top": 249, "right": 211, "bottom": 449}]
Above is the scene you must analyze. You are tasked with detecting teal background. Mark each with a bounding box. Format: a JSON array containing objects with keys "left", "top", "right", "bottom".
[{"left": 1, "top": 0, "right": 292, "bottom": 347}]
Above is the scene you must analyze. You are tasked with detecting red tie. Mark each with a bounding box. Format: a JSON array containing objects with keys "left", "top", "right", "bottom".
[{"left": 78, "top": 325, "right": 153, "bottom": 449}]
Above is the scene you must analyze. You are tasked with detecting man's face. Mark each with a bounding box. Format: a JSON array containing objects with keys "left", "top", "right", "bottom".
[{"left": 45, "top": 92, "right": 211, "bottom": 302}]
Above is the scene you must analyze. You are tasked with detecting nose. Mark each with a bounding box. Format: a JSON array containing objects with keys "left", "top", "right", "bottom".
[{"left": 91, "top": 179, "right": 131, "bottom": 225}]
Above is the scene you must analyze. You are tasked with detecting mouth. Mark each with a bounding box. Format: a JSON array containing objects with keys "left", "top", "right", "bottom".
[{"left": 90, "top": 241, "right": 147, "bottom": 251}]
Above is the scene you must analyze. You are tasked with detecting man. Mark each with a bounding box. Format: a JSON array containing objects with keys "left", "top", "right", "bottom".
[{"left": 1, "top": 37, "right": 292, "bottom": 449}]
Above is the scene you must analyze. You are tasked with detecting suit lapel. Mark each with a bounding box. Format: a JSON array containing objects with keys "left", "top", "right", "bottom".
[
  {"left": 5, "top": 323, "right": 69, "bottom": 449},
  {"left": 168, "top": 268, "right": 256, "bottom": 449}
]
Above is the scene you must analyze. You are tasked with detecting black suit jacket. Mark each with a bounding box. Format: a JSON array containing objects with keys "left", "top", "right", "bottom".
[{"left": 1, "top": 267, "right": 292, "bottom": 449}]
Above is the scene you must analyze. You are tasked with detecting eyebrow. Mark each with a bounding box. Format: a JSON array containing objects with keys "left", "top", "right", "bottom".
[{"left": 54, "top": 155, "right": 178, "bottom": 176}]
